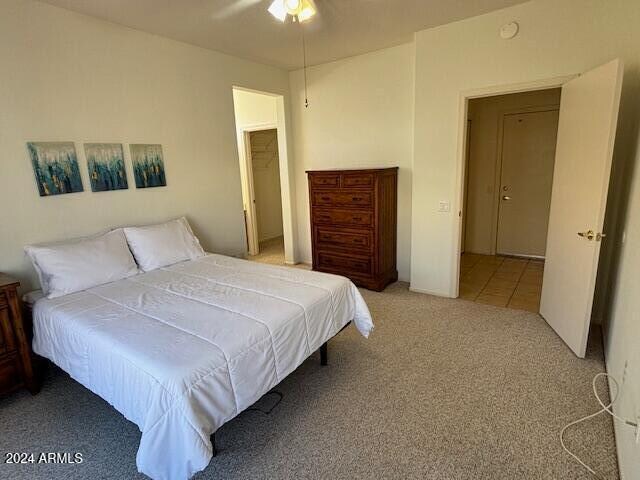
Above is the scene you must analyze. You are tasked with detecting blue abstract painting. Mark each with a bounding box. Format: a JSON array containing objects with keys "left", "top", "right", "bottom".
[
  {"left": 130, "top": 144, "right": 167, "bottom": 189},
  {"left": 28, "top": 142, "right": 84, "bottom": 196},
  {"left": 85, "top": 143, "right": 128, "bottom": 192}
]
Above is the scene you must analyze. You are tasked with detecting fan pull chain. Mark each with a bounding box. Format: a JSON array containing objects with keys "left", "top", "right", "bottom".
[{"left": 300, "top": 20, "right": 309, "bottom": 108}]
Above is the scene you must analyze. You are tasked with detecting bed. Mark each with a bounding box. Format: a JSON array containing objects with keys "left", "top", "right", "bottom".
[{"left": 30, "top": 253, "right": 373, "bottom": 480}]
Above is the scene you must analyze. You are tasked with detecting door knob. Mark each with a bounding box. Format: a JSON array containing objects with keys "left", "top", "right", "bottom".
[
  {"left": 577, "top": 230, "right": 595, "bottom": 241},
  {"left": 502, "top": 195, "right": 511, "bottom": 201},
  {"left": 596, "top": 232, "right": 606, "bottom": 241}
]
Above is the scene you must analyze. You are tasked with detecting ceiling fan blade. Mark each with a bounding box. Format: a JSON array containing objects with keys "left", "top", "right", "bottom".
[{"left": 211, "top": 0, "right": 264, "bottom": 20}]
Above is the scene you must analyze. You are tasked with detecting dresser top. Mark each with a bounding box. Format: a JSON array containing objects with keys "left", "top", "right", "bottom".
[
  {"left": 306, "top": 167, "right": 398, "bottom": 174},
  {"left": 0, "top": 273, "right": 20, "bottom": 289}
]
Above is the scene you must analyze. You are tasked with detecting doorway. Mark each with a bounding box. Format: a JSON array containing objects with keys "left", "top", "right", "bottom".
[
  {"left": 245, "top": 128, "right": 285, "bottom": 264},
  {"left": 232, "top": 87, "right": 295, "bottom": 265},
  {"left": 460, "top": 89, "right": 561, "bottom": 311},
  {"left": 454, "top": 60, "right": 623, "bottom": 358}
]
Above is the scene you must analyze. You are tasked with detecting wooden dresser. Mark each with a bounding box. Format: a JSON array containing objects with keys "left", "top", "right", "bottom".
[
  {"left": 0, "top": 274, "right": 38, "bottom": 396},
  {"left": 307, "top": 168, "right": 398, "bottom": 291}
]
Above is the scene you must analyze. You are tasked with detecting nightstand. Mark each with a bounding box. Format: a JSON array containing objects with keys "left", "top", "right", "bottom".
[{"left": 0, "top": 274, "right": 38, "bottom": 396}]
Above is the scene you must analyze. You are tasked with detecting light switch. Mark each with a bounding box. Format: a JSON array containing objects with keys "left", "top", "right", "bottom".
[{"left": 438, "top": 201, "right": 450, "bottom": 212}]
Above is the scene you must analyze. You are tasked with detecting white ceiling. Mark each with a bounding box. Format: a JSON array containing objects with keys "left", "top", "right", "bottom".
[{"left": 40, "top": 0, "right": 529, "bottom": 70}]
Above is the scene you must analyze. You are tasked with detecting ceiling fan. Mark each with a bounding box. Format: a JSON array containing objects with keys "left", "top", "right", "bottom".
[
  {"left": 266, "top": 0, "right": 317, "bottom": 108},
  {"left": 214, "top": 0, "right": 317, "bottom": 107}
]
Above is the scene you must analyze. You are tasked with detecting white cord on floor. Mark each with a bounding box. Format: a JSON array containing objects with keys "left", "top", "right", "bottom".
[{"left": 560, "top": 372, "right": 638, "bottom": 479}]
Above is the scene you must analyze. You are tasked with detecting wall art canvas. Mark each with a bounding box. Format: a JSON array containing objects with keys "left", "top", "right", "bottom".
[
  {"left": 84, "top": 143, "right": 128, "bottom": 192},
  {"left": 130, "top": 144, "right": 167, "bottom": 188},
  {"left": 27, "top": 142, "right": 84, "bottom": 196}
]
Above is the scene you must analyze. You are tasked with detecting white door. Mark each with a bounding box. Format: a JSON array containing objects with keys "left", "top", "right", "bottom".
[
  {"left": 461, "top": 119, "right": 472, "bottom": 253},
  {"left": 243, "top": 131, "right": 260, "bottom": 255},
  {"left": 540, "top": 59, "right": 624, "bottom": 357},
  {"left": 496, "top": 109, "right": 559, "bottom": 257}
]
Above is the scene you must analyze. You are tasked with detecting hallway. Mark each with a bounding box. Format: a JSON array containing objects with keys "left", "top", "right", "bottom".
[{"left": 459, "top": 253, "right": 544, "bottom": 312}]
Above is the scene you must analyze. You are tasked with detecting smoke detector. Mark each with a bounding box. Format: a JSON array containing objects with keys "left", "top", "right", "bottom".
[{"left": 500, "top": 22, "right": 519, "bottom": 40}]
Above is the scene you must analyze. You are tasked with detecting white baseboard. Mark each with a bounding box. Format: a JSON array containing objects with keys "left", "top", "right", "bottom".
[
  {"left": 498, "top": 252, "right": 546, "bottom": 260},
  {"left": 409, "top": 286, "right": 454, "bottom": 298},
  {"left": 259, "top": 234, "right": 284, "bottom": 243}
]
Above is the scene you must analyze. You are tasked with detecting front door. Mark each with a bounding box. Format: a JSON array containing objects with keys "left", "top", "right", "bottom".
[{"left": 496, "top": 108, "right": 559, "bottom": 257}]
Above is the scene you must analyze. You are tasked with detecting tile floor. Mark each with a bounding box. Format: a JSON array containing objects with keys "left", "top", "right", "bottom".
[{"left": 459, "top": 253, "right": 544, "bottom": 312}]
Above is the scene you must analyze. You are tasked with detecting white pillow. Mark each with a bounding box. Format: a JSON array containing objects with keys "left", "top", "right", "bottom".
[
  {"left": 25, "top": 229, "right": 139, "bottom": 299},
  {"left": 123, "top": 217, "right": 205, "bottom": 272}
]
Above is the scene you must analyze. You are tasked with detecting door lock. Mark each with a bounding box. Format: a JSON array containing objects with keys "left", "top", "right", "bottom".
[
  {"left": 577, "top": 230, "right": 606, "bottom": 241},
  {"left": 577, "top": 230, "right": 595, "bottom": 241}
]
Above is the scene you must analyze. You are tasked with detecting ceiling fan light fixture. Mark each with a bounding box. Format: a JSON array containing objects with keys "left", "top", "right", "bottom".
[
  {"left": 297, "top": 2, "right": 316, "bottom": 22},
  {"left": 285, "top": 0, "right": 301, "bottom": 11},
  {"left": 267, "top": 0, "right": 287, "bottom": 22},
  {"left": 268, "top": 0, "right": 316, "bottom": 22}
]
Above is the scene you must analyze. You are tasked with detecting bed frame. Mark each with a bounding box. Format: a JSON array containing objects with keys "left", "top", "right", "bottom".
[{"left": 211, "top": 320, "right": 352, "bottom": 456}]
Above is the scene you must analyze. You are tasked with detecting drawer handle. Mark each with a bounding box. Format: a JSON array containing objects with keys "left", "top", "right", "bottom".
[
  {"left": 353, "top": 238, "right": 364, "bottom": 244},
  {"left": 352, "top": 197, "right": 363, "bottom": 202},
  {"left": 352, "top": 216, "right": 362, "bottom": 221},
  {"left": 319, "top": 215, "right": 331, "bottom": 221},
  {"left": 321, "top": 196, "right": 331, "bottom": 201}
]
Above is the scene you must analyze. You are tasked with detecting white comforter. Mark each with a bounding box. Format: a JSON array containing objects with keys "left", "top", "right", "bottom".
[{"left": 32, "top": 254, "right": 373, "bottom": 480}]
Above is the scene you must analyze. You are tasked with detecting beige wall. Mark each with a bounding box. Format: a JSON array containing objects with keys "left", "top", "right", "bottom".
[
  {"left": 464, "top": 89, "right": 561, "bottom": 255},
  {"left": 411, "top": 0, "right": 640, "bottom": 476},
  {"left": 289, "top": 43, "right": 415, "bottom": 280},
  {"left": 602, "top": 128, "right": 640, "bottom": 480},
  {"left": 0, "top": 0, "right": 291, "bottom": 290},
  {"left": 233, "top": 89, "right": 279, "bottom": 126}
]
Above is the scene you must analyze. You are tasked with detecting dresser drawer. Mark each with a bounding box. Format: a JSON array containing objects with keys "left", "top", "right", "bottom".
[
  {"left": 310, "top": 173, "right": 340, "bottom": 188},
  {"left": 315, "top": 227, "right": 373, "bottom": 252},
  {"left": 312, "top": 208, "right": 373, "bottom": 227},
  {"left": 312, "top": 191, "right": 373, "bottom": 208},
  {"left": 0, "top": 355, "right": 22, "bottom": 394},
  {"left": 316, "top": 252, "right": 372, "bottom": 276},
  {"left": 0, "top": 306, "right": 13, "bottom": 355},
  {"left": 342, "top": 173, "right": 374, "bottom": 189}
]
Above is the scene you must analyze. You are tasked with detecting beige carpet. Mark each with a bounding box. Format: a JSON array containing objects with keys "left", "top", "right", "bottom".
[
  {"left": 248, "top": 236, "right": 286, "bottom": 265},
  {"left": 0, "top": 282, "right": 618, "bottom": 479}
]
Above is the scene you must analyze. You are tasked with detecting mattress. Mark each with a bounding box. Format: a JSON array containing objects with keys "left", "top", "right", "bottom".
[{"left": 31, "top": 254, "right": 373, "bottom": 480}]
